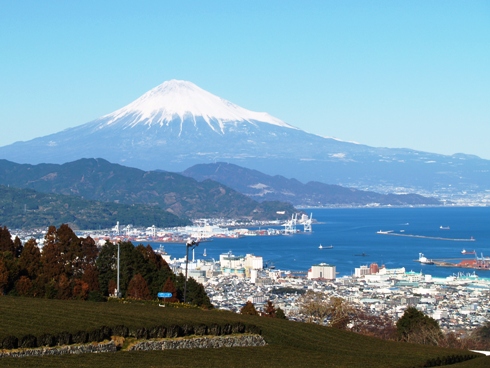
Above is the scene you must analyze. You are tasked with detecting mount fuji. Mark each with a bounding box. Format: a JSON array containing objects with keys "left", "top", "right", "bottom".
[{"left": 1, "top": 79, "right": 489, "bottom": 198}]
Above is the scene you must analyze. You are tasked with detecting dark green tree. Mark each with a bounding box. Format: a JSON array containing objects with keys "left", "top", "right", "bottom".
[
  {"left": 174, "top": 273, "right": 213, "bottom": 308},
  {"left": 275, "top": 307, "right": 287, "bottom": 320},
  {"left": 0, "top": 251, "right": 19, "bottom": 295},
  {"left": 396, "top": 307, "right": 442, "bottom": 345},
  {"left": 0, "top": 226, "right": 15, "bottom": 254},
  {"left": 96, "top": 242, "right": 117, "bottom": 296},
  {"left": 18, "top": 239, "right": 41, "bottom": 280},
  {"left": 0, "top": 258, "right": 9, "bottom": 294}
]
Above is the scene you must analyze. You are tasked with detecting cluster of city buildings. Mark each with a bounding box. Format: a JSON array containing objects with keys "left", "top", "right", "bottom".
[{"left": 165, "top": 251, "right": 489, "bottom": 335}]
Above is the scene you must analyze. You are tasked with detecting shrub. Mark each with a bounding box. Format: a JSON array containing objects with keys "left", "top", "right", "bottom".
[
  {"left": 88, "top": 327, "right": 107, "bottom": 342},
  {"left": 155, "top": 325, "right": 167, "bottom": 338},
  {"left": 245, "top": 324, "right": 261, "bottom": 335},
  {"left": 222, "top": 324, "right": 233, "bottom": 335},
  {"left": 232, "top": 323, "right": 245, "bottom": 334},
  {"left": 112, "top": 325, "right": 129, "bottom": 338},
  {"left": 135, "top": 327, "right": 148, "bottom": 339},
  {"left": 56, "top": 331, "right": 72, "bottom": 346},
  {"left": 208, "top": 324, "right": 221, "bottom": 336},
  {"left": 37, "top": 333, "right": 55, "bottom": 347},
  {"left": 72, "top": 330, "right": 88, "bottom": 344},
  {"left": 181, "top": 324, "right": 194, "bottom": 336},
  {"left": 148, "top": 325, "right": 166, "bottom": 338},
  {"left": 101, "top": 326, "right": 112, "bottom": 340},
  {"left": 194, "top": 324, "right": 207, "bottom": 336},
  {"left": 87, "top": 291, "right": 107, "bottom": 302},
  {"left": 166, "top": 325, "right": 182, "bottom": 338},
  {"left": 1, "top": 335, "right": 18, "bottom": 349},
  {"left": 19, "top": 334, "right": 38, "bottom": 348}
]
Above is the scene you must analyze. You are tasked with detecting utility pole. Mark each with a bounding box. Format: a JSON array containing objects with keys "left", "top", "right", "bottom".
[
  {"left": 184, "top": 239, "right": 199, "bottom": 303},
  {"left": 116, "top": 242, "right": 120, "bottom": 298}
]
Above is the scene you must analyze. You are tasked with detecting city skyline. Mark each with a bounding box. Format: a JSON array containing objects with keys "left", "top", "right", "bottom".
[{"left": 1, "top": 1, "right": 489, "bottom": 159}]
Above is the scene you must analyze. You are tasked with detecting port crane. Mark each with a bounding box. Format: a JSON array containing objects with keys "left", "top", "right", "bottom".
[
  {"left": 282, "top": 213, "right": 298, "bottom": 234},
  {"left": 302, "top": 213, "right": 313, "bottom": 232}
]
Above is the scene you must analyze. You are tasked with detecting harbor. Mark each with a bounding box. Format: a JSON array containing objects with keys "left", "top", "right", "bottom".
[{"left": 414, "top": 252, "right": 490, "bottom": 271}]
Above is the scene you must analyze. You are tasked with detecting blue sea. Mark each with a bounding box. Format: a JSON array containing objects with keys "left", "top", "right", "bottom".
[{"left": 151, "top": 207, "right": 490, "bottom": 278}]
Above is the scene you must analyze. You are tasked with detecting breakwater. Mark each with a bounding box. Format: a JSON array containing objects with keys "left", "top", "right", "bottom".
[{"left": 377, "top": 232, "right": 475, "bottom": 242}]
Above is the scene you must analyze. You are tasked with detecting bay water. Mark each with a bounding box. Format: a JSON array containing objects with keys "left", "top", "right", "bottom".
[{"left": 151, "top": 207, "right": 490, "bottom": 278}]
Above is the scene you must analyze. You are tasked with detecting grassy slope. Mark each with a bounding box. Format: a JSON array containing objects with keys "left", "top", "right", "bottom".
[{"left": 0, "top": 296, "right": 488, "bottom": 368}]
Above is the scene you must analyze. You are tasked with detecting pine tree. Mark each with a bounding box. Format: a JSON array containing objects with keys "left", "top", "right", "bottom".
[
  {"left": 127, "top": 273, "right": 151, "bottom": 300},
  {"left": 0, "top": 226, "right": 15, "bottom": 254},
  {"left": 262, "top": 300, "right": 277, "bottom": 318},
  {"left": 240, "top": 301, "right": 258, "bottom": 316},
  {"left": 0, "top": 258, "right": 9, "bottom": 294},
  {"left": 15, "top": 276, "right": 33, "bottom": 296},
  {"left": 275, "top": 307, "right": 287, "bottom": 320},
  {"left": 96, "top": 242, "right": 117, "bottom": 296},
  {"left": 18, "top": 239, "right": 41, "bottom": 280},
  {"left": 162, "top": 277, "right": 179, "bottom": 303},
  {"left": 396, "top": 307, "right": 442, "bottom": 345}
]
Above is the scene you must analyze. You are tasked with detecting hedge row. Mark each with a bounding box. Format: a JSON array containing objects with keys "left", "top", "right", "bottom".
[
  {"left": 0, "top": 323, "right": 261, "bottom": 350},
  {"left": 422, "top": 354, "right": 480, "bottom": 367}
]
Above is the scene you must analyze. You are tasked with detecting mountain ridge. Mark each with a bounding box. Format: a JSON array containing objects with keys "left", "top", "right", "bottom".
[
  {"left": 182, "top": 162, "right": 441, "bottom": 207},
  {"left": 0, "top": 158, "right": 295, "bottom": 220}
]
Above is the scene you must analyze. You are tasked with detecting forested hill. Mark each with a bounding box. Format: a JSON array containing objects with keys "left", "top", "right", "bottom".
[
  {"left": 0, "top": 185, "right": 189, "bottom": 230},
  {"left": 0, "top": 159, "right": 295, "bottom": 220}
]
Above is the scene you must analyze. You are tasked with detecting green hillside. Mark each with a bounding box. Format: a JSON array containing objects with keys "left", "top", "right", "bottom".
[
  {"left": 0, "top": 185, "right": 190, "bottom": 229},
  {"left": 0, "top": 158, "right": 296, "bottom": 221},
  {"left": 0, "top": 296, "right": 487, "bottom": 368}
]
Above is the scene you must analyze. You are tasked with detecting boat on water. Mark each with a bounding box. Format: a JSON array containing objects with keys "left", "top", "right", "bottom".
[
  {"left": 461, "top": 249, "right": 476, "bottom": 255},
  {"left": 203, "top": 248, "right": 207, "bottom": 257},
  {"left": 416, "top": 252, "right": 434, "bottom": 265},
  {"left": 154, "top": 244, "right": 167, "bottom": 255},
  {"left": 440, "top": 226, "right": 450, "bottom": 230},
  {"left": 319, "top": 244, "right": 333, "bottom": 249}
]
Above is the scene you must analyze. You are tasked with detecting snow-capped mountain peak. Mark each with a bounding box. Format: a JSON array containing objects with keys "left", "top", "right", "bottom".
[{"left": 100, "top": 79, "right": 296, "bottom": 132}]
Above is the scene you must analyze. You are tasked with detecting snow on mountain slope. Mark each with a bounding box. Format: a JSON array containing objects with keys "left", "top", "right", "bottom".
[{"left": 98, "top": 80, "right": 297, "bottom": 133}]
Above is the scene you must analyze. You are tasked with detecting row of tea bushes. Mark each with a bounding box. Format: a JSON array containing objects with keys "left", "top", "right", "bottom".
[
  {"left": 0, "top": 322, "right": 261, "bottom": 350},
  {"left": 422, "top": 354, "right": 481, "bottom": 367}
]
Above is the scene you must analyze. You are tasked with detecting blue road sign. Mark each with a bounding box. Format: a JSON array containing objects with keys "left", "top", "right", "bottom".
[{"left": 158, "top": 292, "right": 172, "bottom": 298}]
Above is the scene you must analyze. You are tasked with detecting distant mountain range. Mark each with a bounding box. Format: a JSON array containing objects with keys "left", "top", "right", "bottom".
[
  {"left": 0, "top": 158, "right": 295, "bottom": 222},
  {"left": 0, "top": 80, "right": 488, "bottom": 198},
  {"left": 182, "top": 162, "right": 441, "bottom": 207}
]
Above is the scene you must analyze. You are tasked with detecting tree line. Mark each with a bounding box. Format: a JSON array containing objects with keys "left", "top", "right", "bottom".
[{"left": 0, "top": 224, "right": 212, "bottom": 308}]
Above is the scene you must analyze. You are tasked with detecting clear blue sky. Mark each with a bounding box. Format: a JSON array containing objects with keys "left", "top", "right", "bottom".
[{"left": 1, "top": 1, "right": 489, "bottom": 158}]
